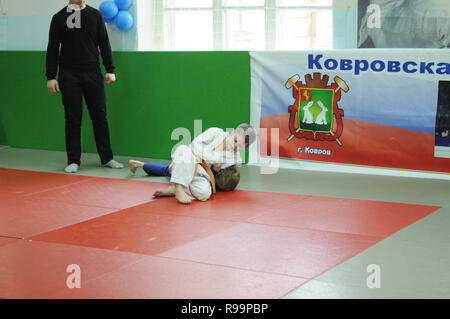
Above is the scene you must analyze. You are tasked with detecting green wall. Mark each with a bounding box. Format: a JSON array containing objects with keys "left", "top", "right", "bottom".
[{"left": 0, "top": 51, "right": 251, "bottom": 160}]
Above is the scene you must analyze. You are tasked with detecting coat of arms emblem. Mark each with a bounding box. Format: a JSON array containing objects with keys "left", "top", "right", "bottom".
[{"left": 285, "top": 73, "right": 349, "bottom": 146}]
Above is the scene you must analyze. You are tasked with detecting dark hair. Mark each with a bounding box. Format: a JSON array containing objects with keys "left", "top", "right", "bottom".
[
  {"left": 215, "top": 165, "right": 240, "bottom": 191},
  {"left": 236, "top": 123, "right": 257, "bottom": 147}
]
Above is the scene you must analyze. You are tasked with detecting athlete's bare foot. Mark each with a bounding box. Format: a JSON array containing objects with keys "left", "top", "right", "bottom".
[
  {"left": 153, "top": 185, "right": 176, "bottom": 197},
  {"left": 174, "top": 184, "right": 192, "bottom": 204},
  {"left": 129, "top": 160, "right": 144, "bottom": 174}
]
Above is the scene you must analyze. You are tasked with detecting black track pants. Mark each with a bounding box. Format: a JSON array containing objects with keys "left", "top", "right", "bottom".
[{"left": 58, "top": 68, "right": 114, "bottom": 166}]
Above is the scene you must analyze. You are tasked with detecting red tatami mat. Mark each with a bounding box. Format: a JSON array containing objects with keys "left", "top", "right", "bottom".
[
  {"left": 51, "top": 255, "right": 308, "bottom": 299},
  {"left": 0, "top": 168, "right": 162, "bottom": 239},
  {"left": 244, "top": 194, "right": 439, "bottom": 238},
  {"left": 0, "top": 237, "right": 18, "bottom": 247},
  {"left": 31, "top": 189, "right": 439, "bottom": 280},
  {"left": 0, "top": 168, "right": 441, "bottom": 298},
  {"left": 0, "top": 240, "right": 146, "bottom": 299},
  {"left": 20, "top": 177, "right": 160, "bottom": 209},
  {"left": 131, "top": 191, "right": 440, "bottom": 237},
  {"left": 0, "top": 168, "right": 92, "bottom": 198},
  {"left": 158, "top": 224, "right": 378, "bottom": 278},
  {"left": 32, "top": 208, "right": 240, "bottom": 255},
  {"left": 0, "top": 197, "right": 118, "bottom": 238}
]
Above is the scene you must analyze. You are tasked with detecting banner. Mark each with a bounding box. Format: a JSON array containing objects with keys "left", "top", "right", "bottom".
[{"left": 250, "top": 50, "right": 450, "bottom": 173}]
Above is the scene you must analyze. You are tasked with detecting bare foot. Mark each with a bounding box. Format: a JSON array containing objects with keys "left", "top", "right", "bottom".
[
  {"left": 153, "top": 185, "right": 175, "bottom": 198},
  {"left": 176, "top": 191, "right": 192, "bottom": 204},
  {"left": 174, "top": 184, "right": 192, "bottom": 204},
  {"left": 129, "top": 160, "right": 143, "bottom": 174}
]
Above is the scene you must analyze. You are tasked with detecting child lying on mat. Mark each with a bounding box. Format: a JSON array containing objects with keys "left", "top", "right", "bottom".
[{"left": 129, "top": 124, "right": 256, "bottom": 204}]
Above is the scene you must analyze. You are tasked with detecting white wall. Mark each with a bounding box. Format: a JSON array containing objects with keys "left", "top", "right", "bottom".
[{"left": 0, "top": 0, "right": 138, "bottom": 50}]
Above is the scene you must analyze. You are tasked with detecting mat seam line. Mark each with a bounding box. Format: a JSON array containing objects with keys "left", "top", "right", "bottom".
[
  {"left": 152, "top": 254, "right": 311, "bottom": 280},
  {"left": 0, "top": 235, "right": 23, "bottom": 240},
  {"left": 126, "top": 209, "right": 387, "bottom": 241},
  {"left": 16, "top": 179, "right": 94, "bottom": 199}
]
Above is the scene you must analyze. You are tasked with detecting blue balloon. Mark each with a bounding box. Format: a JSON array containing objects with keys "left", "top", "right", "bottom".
[
  {"left": 114, "top": 0, "right": 132, "bottom": 10},
  {"left": 114, "top": 10, "right": 134, "bottom": 31},
  {"left": 99, "top": 1, "right": 119, "bottom": 20}
]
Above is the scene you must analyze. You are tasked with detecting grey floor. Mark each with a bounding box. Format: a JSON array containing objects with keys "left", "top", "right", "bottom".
[{"left": 1, "top": 145, "right": 449, "bottom": 298}]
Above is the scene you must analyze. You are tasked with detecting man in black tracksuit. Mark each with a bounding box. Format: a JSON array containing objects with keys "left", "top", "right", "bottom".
[{"left": 46, "top": 0, "right": 123, "bottom": 173}]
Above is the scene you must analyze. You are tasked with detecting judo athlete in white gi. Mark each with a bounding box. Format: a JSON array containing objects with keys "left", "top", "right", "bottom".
[{"left": 129, "top": 124, "right": 257, "bottom": 204}]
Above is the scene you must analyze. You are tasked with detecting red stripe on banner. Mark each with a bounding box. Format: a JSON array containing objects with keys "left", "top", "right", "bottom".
[{"left": 261, "top": 114, "right": 450, "bottom": 173}]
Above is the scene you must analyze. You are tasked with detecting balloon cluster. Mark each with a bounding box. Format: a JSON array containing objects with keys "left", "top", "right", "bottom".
[{"left": 99, "top": 0, "right": 134, "bottom": 31}]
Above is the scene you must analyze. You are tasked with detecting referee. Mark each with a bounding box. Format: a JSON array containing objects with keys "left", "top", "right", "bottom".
[{"left": 46, "top": 0, "right": 123, "bottom": 173}]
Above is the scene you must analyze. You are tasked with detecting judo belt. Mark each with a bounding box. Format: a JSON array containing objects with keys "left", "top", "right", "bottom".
[{"left": 189, "top": 161, "right": 216, "bottom": 202}]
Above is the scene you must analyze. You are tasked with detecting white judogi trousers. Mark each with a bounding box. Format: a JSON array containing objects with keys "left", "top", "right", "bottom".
[{"left": 169, "top": 145, "right": 212, "bottom": 201}]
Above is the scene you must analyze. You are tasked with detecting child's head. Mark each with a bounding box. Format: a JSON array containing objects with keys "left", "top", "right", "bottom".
[
  {"left": 215, "top": 165, "right": 240, "bottom": 191},
  {"left": 225, "top": 123, "right": 257, "bottom": 153}
]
